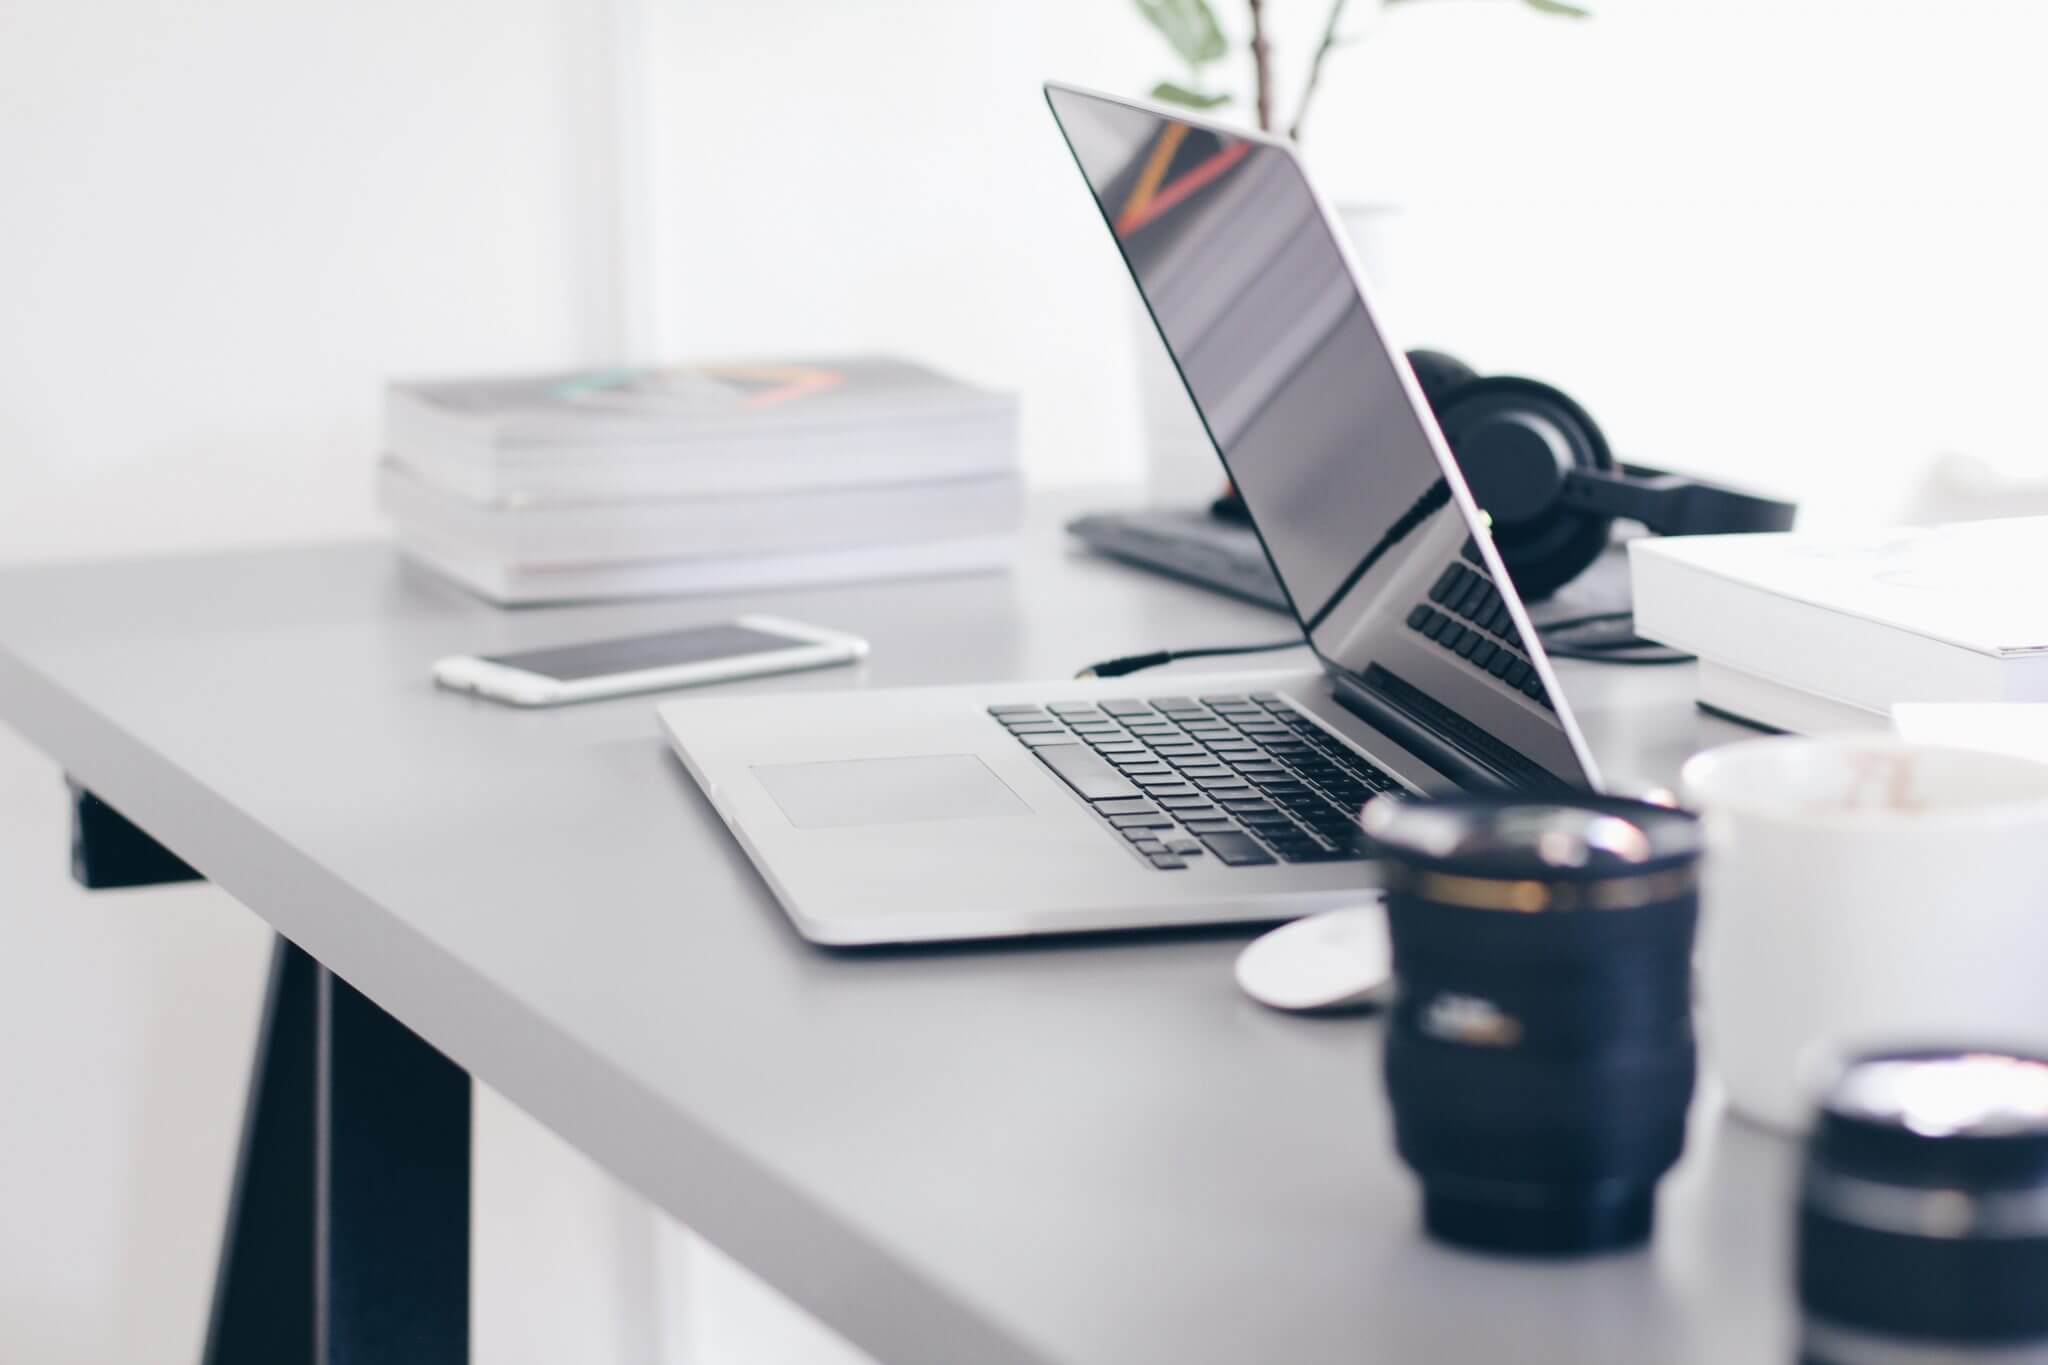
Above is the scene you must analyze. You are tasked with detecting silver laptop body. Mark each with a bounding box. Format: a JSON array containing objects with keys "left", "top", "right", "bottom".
[{"left": 659, "top": 84, "right": 1601, "bottom": 945}]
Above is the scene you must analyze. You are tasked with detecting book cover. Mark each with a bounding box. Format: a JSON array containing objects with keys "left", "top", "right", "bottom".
[{"left": 387, "top": 356, "right": 1016, "bottom": 447}]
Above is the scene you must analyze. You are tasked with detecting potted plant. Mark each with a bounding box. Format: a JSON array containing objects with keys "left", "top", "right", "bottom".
[{"left": 1129, "top": 0, "right": 1589, "bottom": 502}]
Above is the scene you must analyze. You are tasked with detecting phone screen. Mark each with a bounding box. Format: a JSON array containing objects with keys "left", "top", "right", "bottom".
[{"left": 483, "top": 624, "right": 810, "bottom": 682}]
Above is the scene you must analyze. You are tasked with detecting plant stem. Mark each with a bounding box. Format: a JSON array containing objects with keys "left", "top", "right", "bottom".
[
  {"left": 1288, "top": 0, "right": 1355, "bottom": 142},
  {"left": 1247, "top": 0, "right": 1274, "bottom": 131}
]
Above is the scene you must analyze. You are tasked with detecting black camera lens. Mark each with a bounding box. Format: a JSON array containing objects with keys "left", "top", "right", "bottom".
[
  {"left": 1361, "top": 794, "right": 1702, "bottom": 1256},
  {"left": 1800, "top": 1050, "right": 2048, "bottom": 1363}
]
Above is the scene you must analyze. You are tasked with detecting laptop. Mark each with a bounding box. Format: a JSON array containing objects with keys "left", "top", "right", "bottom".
[{"left": 657, "top": 83, "right": 1601, "bottom": 945}]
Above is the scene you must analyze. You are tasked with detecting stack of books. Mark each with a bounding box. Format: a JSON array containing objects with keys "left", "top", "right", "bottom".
[
  {"left": 1629, "top": 517, "right": 2048, "bottom": 732},
  {"left": 378, "top": 357, "right": 1022, "bottom": 604}
]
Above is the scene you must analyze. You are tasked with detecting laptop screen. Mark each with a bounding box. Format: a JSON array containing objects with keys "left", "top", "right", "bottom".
[{"left": 1046, "top": 85, "right": 1596, "bottom": 790}]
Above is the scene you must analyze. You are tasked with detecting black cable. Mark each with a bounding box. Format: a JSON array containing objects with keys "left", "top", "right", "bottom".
[
  {"left": 1075, "top": 611, "right": 1691, "bottom": 680},
  {"left": 1075, "top": 637, "right": 1306, "bottom": 680},
  {"left": 1535, "top": 609, "right": 1635, "bottom": 635},
  {"left": 1542, "top": 648, "right": 1694, "bottom": 666}
]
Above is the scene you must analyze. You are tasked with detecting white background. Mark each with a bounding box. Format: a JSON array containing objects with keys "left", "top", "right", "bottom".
[{"left": 5, "top": 1, "right": 2048, "bottom": 1361}]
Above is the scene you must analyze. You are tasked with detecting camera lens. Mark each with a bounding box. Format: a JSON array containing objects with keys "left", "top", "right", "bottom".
[
  {"left": 1800, "top": 1050, "right": 2048, "bottom": 1363},
  {"left": 1362, "top": 794, "right": 1702, "bottom": 1256}
]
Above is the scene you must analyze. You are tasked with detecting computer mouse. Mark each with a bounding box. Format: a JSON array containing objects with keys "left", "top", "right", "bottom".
[{"left": 1234, "top": 897, "right": 1392, "bottom": 1014}]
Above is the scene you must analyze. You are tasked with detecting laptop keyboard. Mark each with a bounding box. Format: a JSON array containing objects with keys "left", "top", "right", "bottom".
[
  {"left": 1405, "top": 541, "right": 1555, "bottom": 709},
  {"left": 990, "top": 693, "right": 1404, "bottom": 870}
]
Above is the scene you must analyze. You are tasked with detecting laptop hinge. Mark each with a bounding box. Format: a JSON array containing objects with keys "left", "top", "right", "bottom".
[{"left": 1330, "top": 671, "right": 1533, "bottom": 792}]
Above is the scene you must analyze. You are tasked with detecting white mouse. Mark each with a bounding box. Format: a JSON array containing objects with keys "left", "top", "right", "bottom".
[{"left": 1234, "top": 897, "right": 1392, "bottom": 1014}]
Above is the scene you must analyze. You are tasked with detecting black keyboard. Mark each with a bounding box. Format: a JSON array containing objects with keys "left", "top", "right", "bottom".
[
  {"left": 990, "top": 693, "right": 1404, "bottom": 871},
  {"left": 1403, "top": 542, "right": 1555, "bottom": 710}
]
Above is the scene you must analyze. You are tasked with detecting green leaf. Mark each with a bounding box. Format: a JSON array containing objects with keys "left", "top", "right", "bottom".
[
  {"left": 1134, "top": 0, "right": 1229, "bottom": 67},
  {"left": 1149, "top": 81, "right": 1232, "bottom": 109},
  {"left": 1521, "top": 0, "right": 1593, "bottom": 17}
]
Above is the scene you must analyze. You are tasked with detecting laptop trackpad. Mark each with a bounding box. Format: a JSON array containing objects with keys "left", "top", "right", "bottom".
[{"left": 753, "top": 755, "right": 1029, "bottom": 829}]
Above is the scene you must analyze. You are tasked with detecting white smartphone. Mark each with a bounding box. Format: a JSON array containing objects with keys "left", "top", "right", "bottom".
[{"left": 432, "top": 615, "right": 868, "bottom": 707}]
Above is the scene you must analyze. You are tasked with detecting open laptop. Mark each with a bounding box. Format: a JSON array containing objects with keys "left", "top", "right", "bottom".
[{"left": 657, "top": 83, "right": 1601, "bottom": 945}]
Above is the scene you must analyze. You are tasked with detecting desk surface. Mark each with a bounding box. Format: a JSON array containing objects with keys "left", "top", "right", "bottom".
[{"left": 0, "top": 495, "right": 1785, "bottom": 1365}]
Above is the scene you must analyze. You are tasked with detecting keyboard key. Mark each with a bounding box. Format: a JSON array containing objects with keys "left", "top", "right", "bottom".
[
  {"left": 1487, "top": 652, "right": 1515, "bottom": 679},
  {"left": 1109, "top": 813, "right": 1174, "bottom": 829},
  {"left": 989, "top": 704, "right": 1045, "bottom": 715},
  {"left": 1003, "top": 720, "right": 1066, "bottom": 734},
  {"left": 1099, "top": 701, "right": 1153, "bottom": 716},
  {"left": 1134, "top": 778, "right": 1196, "bottom": 795},
  {"left": 1166, "top": 839, "right": 1203, "bottom": 855},
  {"left": 1176, "top": 764, "right": 1234, "bottom": 780},
  {"left": 1505, "top": 660, "right": 1532, "bottom": 687},
  {"left": 1429, "top": 566, "right": 1462, "bottom": 604},
  {"left": 1091, "top": 741, "right": 1145, "bottom": 755},
  {"left": 1067, "top": 720, "right": 1119, "bottom": 734},
  {"left": 1456, "top": 633, "right": 1484, "bottom": 660},
  {"left": 1422, "top": 613, "right": 1451, "bottom": 642},
  {"left": 1278, "top": 843, "right": 1363, "bottom": 863},
  {"left": 1221, "top": 798, "right": 1277, "bottom": 814},
  {"left": 1095, "top": 799, "right": 1159, "bottom": 817},
  {"left": 1014, "top": 733, "right": 1071, "bottom": 748},
  {"left": 1148, "top": 696, "right": 1198, "bottom": 709},
  {"left": 1183, "top": 818, "right": 1240, "bottom": 834},
  {"left": 1131, "top": 838, "right": 1167, "bottom": 854},
  {"left": 1123, "top": 827, "right": 1160, "bottom": 842},
  {"left": 1148, "top": 853, "right": 1188, "bottom": 870},
  {"left": 1470, "top": 640, "right": 1498, "bottom": 669},
  {"left": 1200, "top": 695, "right": 1252, "bottom": 706},
  {"left": 1201, "top": 831, "right": 1277, "bottom": 866},
  {"left": 1049, "top": 702, "right": 1104, "bottom": 716},
  {"left": 1192, "top": 775, "right": 1252, "bottom": 792},
  {"left": 1250, "top": 692, "right": 1284, "bottom": 703},
  {"left": 1407, "top": 604, "right": 1433, "bottom": 630},
  {"left": 1035, "top": 745, "right": 1139, "bottom": 801}
]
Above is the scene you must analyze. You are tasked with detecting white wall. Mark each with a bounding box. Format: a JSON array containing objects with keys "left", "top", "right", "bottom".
[
  {"left": 643, "top": 1, "right": 1168, "bottom": 489},
  {"left": 654, "top": 0, "right": 2048, "bottom": 523},
  {"left": 0, "top": 0, "right": 610, "bottom": 561}
]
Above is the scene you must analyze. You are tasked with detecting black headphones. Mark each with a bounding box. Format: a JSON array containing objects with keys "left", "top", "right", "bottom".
[{"left": 1405, "top": 350, "right": 1797, "bottom": 600}]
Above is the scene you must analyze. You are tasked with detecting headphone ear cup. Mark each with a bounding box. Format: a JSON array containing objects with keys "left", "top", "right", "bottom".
[
  {"left": 1433, "top": 375, "right": 1614, "bottom": 602},
  {"left": 1404, "top": 350, "right": 1479, "bottom": 415}
]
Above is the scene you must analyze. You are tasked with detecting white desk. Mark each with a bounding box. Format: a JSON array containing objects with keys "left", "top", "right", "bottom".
[{"left": 0, "top": 495, "right": 1785, "bottom": 1364}]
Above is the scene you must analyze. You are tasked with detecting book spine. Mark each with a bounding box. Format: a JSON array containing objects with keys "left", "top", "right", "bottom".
[{"left": 1631, "top": 546, "right": 2003, "bottom": 709}]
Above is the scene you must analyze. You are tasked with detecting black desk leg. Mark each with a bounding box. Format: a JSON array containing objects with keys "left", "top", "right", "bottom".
[
  {"left": 65, "top": 786, "right": 471, "bottom": 1363},
  {"left": 316, "top": 956, "right": 471, "bottom": 1365},
  {"left": 66, "top": 779, "right": 201, "bottom": 889},
  {"left": 200, "top": 937, "right": 472, "bottom": 1365},
  {"left": 202, "top": 938, "right": 316, "bottom": 1364}
]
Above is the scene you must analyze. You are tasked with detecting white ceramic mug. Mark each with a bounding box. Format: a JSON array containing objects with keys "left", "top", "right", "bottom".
[{"left": 1681, "top": 736, "right": 2048, "bottom": 1132}]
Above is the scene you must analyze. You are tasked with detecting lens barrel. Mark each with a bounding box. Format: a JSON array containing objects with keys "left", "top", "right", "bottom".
[
  {"left": 1363, "top": 794, "right": 1702, "bottom": 1256},
  {"left": 1800, "top": 1050, "right": 2048, "bottom": 1363}
]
